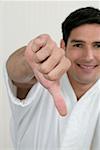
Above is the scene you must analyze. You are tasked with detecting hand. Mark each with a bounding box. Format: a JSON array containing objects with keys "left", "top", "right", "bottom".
[{"left": 24, "top": 34, "right": 71, "bottom": 116}]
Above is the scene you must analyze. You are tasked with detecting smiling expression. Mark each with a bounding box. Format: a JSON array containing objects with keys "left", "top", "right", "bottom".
[{"left": 65, "top": 24, "right": 100, "bottom": 85}]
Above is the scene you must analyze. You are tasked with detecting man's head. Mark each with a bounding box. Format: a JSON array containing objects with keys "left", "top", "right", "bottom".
[
  {"left": 62, "top": 7, "right": 100, "bottom": 46},
  {"left": 61, "top": 7, "right": 100, "bottom": 87}
]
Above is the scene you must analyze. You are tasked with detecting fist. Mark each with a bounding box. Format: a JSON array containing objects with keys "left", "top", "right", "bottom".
[
  {"left": 25, "top": 34, "right": 71, "bottom": 116},
  {"left": 25, "top": 34, "right": 70, "bottom": 81}
]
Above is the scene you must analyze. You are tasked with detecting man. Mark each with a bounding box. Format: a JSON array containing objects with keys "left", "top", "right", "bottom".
[{"left": 5, "top": 7, "right": 100, "bottom": 150}]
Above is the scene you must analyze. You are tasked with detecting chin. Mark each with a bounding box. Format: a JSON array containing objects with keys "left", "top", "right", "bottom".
[{"left": 75, "top": 76, "right": 98, "bottom": 85}]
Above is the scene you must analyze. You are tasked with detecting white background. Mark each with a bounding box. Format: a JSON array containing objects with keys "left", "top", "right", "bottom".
[{"left": 1, "top": 1, "right": 100, "bottom": 149}]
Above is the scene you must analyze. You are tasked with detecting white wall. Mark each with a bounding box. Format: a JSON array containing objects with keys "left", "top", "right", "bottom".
[{"left": 1, "top": 1, "right": 100, "bottom": 149}]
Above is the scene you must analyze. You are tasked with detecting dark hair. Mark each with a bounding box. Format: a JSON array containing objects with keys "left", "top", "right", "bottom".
[{"left": 62, "top": 7, "right": 100, "bottom": 45}]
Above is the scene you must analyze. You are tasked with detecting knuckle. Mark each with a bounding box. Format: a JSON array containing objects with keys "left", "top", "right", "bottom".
[
  {"left": 50, "top": 41, "right": 57, "bottom": 48},
  {"left": 42, "top": 34, "right": 50, "bottom": 39},
  {"left": 47, "top": 72, "right": 57, "bottom": 81},
  {"left": 65, "top": 57, "right": 71, "bottom": 68},
  {"left": 33, "top": 38, "right": 41, "bottom": 47},
  {"left": 54, "top": 48, "right": 65, "bottom": 58},
  {"left": 37, "top": 34, "right": 50, "bottom": 41},
  {"left": 36, "top": 52, "right": 40, "bottom": 59},
  {"left": 35, "top": 55, "right": 42, "bottom": 62},
  {"left": 40, "top": 64, "right": 48, "bottom": 73},
  {"left": 62, "top": 57, "right": 71, "bottom": 70},
  {"left": 46, "top": 45, "right": 52, "bottom": 52}
]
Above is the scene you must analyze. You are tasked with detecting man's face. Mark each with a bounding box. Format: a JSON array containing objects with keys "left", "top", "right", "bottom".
[{"left": 65, "top": 24, "right": 100, "bottom": 85}]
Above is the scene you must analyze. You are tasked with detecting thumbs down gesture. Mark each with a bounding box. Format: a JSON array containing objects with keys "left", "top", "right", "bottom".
[{"left": 25, "top": 34, "right": 71, "bottom": 116}]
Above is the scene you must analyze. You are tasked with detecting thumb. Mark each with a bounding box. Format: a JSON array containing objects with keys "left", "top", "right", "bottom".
[
  {"left": 33, "top": 69, "right": 67, "bottom": 116},
  {"left": 49, "top": 83, "right": 67, "bottom": 116}
]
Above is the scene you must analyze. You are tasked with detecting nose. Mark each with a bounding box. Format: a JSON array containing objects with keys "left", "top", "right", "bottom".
[{"left": 83, "top": 48, "right": 94, "bottom": 61}]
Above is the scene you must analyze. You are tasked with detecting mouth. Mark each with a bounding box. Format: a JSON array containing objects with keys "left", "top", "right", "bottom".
[{"left": 77, "top": 64, "right": 98, "bottom": 72}]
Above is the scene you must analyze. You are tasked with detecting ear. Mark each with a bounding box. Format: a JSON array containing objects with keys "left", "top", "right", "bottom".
[{"left": 60, "top": 39, "right": 65, "bottom": 50}]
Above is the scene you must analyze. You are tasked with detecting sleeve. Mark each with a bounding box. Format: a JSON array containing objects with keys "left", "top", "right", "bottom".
[
  {"left": 3, "top": 62, "right": 44, "bottom": 147},
  {"left": 91, "top": 110, "right": 100, "bottom": 150},
  {"left": 3, "top": 62, "right": 44, "bottom": 106}
]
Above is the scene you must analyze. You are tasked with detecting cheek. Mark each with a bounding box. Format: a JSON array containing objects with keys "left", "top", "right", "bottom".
[
  {"left": 97, "top": 55, "right": 100, "bottom": 63},
  {"left": 65, "top": 51, "right": 79, "bottom": 62},
  {"left": 65, "top": 46, "right": 83, "bottom": 62}
]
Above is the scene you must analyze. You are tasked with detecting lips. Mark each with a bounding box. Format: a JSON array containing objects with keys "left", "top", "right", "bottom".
[
  {"left": 78, "top": 64, "right": 95, "bottom": 69},
  {"left": 78, "top": 64, "right": 97, "bottom": 69}
]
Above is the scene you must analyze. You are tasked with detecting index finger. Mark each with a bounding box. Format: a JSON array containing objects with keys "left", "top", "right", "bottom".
[{"left": 32, "top": 35, "right": 48, "bottom": 53}]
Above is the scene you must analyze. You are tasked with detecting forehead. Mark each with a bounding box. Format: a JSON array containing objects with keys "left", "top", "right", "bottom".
[{"left": 69, "top": 24, "right": 100, "bottom": 42}]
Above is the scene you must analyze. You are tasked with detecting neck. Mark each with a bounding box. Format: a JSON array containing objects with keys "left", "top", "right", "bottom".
[{"left": 67, "top": 74, "right": 96, "bottom": 100}]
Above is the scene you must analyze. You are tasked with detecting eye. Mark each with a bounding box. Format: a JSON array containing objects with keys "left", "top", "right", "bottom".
[
  {"left": 94, "top": 43, "right": 100, "bottom": 49},
  {"left": 73, "top": 43, "right": 83, "bottom": 48}
]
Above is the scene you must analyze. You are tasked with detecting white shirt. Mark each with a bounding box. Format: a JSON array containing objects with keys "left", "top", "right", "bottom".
[{"left": 4, "top": 66, "right": 100, "bottom": 150}]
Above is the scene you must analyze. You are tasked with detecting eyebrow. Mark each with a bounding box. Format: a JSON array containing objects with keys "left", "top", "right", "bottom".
[
  {"left": 71, "top": 40, "right": 100, "bottom": 44},
  {"left": 70, "top": 39, "right": 85, "bottom": 43},
  {"left": 93, "top": 41, "right": 100, "bottom": 44}
]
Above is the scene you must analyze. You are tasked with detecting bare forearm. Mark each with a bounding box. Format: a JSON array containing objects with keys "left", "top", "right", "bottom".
[{"left": 6, "top": 46, "right": 37, "bottom": 89}]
